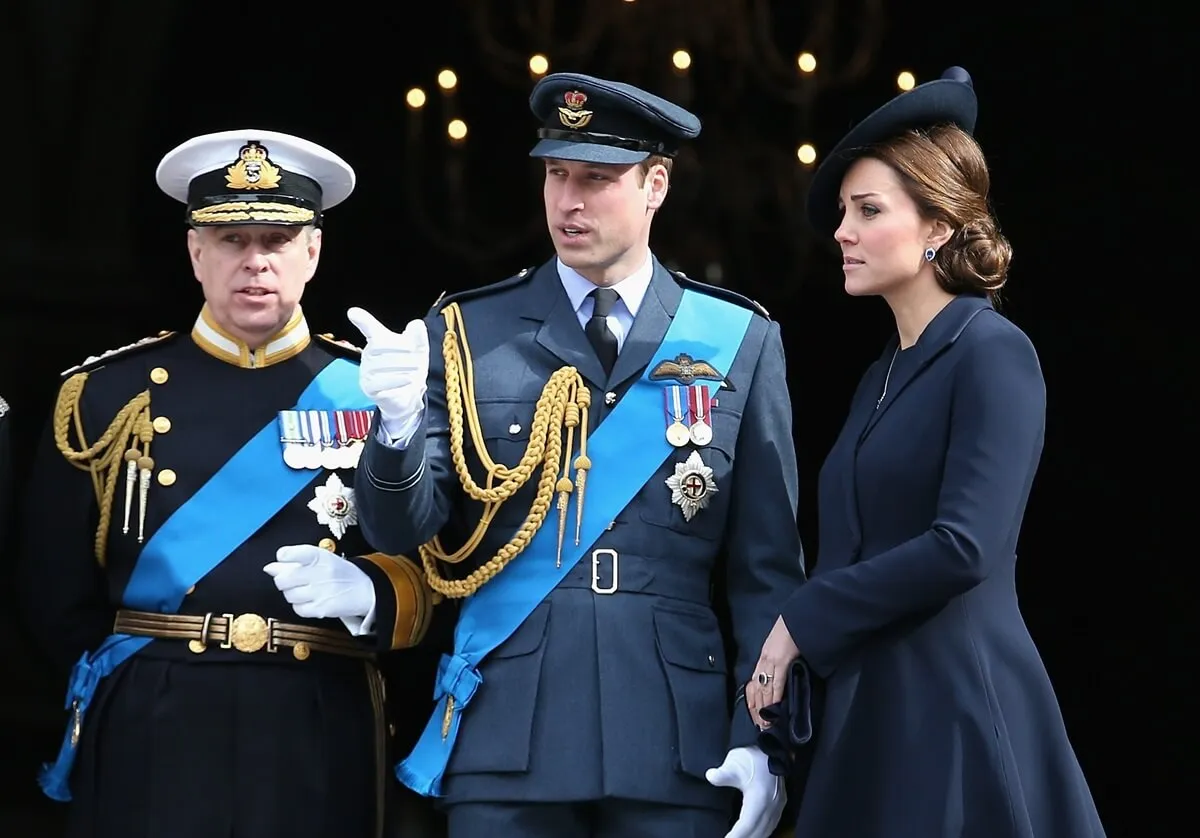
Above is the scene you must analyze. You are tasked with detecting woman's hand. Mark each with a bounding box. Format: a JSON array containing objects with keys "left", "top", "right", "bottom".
[{"left": 746, "top": 616, "right": 800, "bottom": 729}]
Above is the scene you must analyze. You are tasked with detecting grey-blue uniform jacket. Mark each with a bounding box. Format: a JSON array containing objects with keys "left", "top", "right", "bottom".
[{"left": 356, "top": 257, "right": 807, "bottom": 813}]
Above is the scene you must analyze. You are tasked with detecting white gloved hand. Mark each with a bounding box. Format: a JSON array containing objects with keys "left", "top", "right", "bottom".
[
  {"left": 346, "top": 306, "right": 428, "bottom": 444},
  {"left": 705, "top": 745, "right": 787, "bottom": 838},
  {"left": 264, "top": 544, "right": 376, "bottom": 623}
]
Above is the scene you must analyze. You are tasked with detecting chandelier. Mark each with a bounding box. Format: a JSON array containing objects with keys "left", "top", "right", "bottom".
[{"left": 399, "top": 0, "right": 898, "bottom": 300}]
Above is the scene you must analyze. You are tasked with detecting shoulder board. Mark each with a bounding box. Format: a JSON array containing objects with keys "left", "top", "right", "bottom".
[
  {"left": 669, "top": 270, "right": 771, "bottom": 319},
  {"left": 314, "top": 332, "right": 363, "bottom": 359},
  {"left": 427, "top": 265, "right": 539, "bottom": 315},
  {"left": 60, "top": 330, "right": 180, "bottom": 377}
]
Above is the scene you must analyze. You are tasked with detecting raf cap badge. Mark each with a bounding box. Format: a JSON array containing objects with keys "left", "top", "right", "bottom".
[
  {"left": 308, "top": 473, "right": 358, "bottom": 539},
  {"left": 666, "top": 450, "right": 718, "bottom": 522},
  {"left": 558, "top": 90, "right": 594, "bottom": 129},
  {"left": 225, "top": 142, "right": 282, "bottom": 191}
]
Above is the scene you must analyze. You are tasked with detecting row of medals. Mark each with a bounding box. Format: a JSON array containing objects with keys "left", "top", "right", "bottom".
[
  {"left": 664, "top": 384, "right": 714, "bottom": 448},
  {"left": 278, "top": 409, "right": 372, "bottom": 470}
]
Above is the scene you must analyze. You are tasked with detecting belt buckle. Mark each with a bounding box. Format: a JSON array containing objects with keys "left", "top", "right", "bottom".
[
  {"left": 221, "top": 613, "right": 271, "bottom": 653},
  {"left": 590, "top": 549, "right": 619, "bottom": 595}
]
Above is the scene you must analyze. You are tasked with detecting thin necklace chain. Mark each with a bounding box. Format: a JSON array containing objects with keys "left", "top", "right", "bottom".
[{"left": 876, "top": 347, "right": 900, "bottom": 410}]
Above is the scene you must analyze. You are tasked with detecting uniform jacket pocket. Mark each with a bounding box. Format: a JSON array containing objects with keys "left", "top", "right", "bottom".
[{"left": 653, "top": 604, "right": 730, "bottom": 779}]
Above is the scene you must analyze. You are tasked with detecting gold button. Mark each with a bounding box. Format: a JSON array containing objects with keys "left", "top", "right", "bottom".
[
  {"left": 188, "top": 639, "right": 206, "bottom": 654},
  {"left": 318, "top": 537, "right": 337, "bottom": 552},
  {"left": 292, "top": 642, "right": 311, "bottom": 661},
  {"left": 152, "top": 416, "right": 172, "bottom": 434},
  {"left": 150, "top": 367, "right": 169, "bottom": 384},
  {"left": 157, "top": 469, "right": 177, "bottom": 487}
]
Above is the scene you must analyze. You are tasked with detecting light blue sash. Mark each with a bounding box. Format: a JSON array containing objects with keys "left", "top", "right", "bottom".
[
  {"left": 397, "top": 290, "right": 754, "bottom": 795},
  {"left": 39, "top": 357, "right": 369, "bottom": 801}
]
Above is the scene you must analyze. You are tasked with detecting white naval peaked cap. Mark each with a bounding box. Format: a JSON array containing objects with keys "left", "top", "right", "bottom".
[{"left": 154, "top": 128, "right": 356, "bottom": 227}]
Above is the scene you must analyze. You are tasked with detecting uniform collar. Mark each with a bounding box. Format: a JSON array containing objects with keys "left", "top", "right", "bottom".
[
  {"left": 556, "top": 254, "right": 653, "bottom": 318},
  {"left": 190, "top": 304, "right": 311, "bottom": 368}
]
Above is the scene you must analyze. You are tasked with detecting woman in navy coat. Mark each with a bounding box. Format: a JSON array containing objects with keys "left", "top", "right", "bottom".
[{"left": 749, "top": 68, "right": 1107, "bottom": 837}]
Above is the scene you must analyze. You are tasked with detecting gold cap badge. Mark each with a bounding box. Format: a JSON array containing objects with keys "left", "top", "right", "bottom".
[
  {"left": 558, "top": 90, "right": 594, "bottom": 129},
  {"left": 225, "top": 142, "right": 281, "bottom": 191}
]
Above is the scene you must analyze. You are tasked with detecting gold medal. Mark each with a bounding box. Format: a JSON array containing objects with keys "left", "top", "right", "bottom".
[
  {"left": 665, "top": 385, "right": 691, "bottom": 447},
  {"left": 688, "top": 384, "right": 714, "bottom": 446},
  {"left": 667, "top": 422, "right": 691, "bottom": 447}
]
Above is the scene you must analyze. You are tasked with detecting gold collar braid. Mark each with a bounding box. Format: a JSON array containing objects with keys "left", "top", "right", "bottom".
[{"left": 420, "top": 302, "right": 593, "bottom": 599}]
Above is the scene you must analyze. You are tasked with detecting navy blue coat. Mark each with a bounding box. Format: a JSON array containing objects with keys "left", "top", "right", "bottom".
[
  {"left": 357, "top": 258, "right": 807, "bottom": 813},
  {"left": 780, "top": 295, "right": 1105, "bottom": 836}
]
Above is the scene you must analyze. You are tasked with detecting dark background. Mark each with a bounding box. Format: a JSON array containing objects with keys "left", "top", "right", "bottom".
[{"left": 0, "top": 1, "right": 1187, "bottom": 834}]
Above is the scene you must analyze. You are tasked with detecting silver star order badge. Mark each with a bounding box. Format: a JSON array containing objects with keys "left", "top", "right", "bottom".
[
  {"left": 308, "top": 472, "right": 358, "bottom": 539},
  {"left": 665, "top": 450, "right": 718, "bottom": 522}
]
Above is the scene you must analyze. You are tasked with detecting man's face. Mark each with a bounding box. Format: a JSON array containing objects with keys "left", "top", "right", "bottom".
[
  {"left": 187, "top": 224, "right": 321, "bottom": 347},
  {"left": 542, "top": 157, "right": 668, "bottom": 285}
]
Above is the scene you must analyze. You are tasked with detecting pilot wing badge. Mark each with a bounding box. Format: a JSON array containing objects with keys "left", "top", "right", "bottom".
[{"left": 649, "top": 353, "right": 734, "bottom": 391}]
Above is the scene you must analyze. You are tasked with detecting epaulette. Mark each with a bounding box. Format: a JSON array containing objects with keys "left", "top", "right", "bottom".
[
  {"left": 314, "top": 332, "right": 363, "bottom": 359},
  {"left": 60, "top": 331, "right": 180, "bottom": 377},
  {"left": 426, "top": 265, "right": 539, "bottom": 315},
  {"left": 669, "top": 270, "right": 771, "bottom": 320}
]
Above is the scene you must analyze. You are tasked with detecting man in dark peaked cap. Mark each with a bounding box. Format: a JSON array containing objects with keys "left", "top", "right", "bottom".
[
  {"left": 348, "top": 73, "right": 807, "bottom": 837},
  {"left": 18, "top": 128, "right": 444, "bottom": 838}
]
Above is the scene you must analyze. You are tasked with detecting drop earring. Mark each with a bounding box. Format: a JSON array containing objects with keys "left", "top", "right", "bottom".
[{"left": 924, "top": 246, "right": 937, "bottom": 262}]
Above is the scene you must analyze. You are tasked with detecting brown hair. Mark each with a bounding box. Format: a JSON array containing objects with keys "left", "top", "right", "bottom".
[
  {"left": 867, "top": 124, "right": 1012, "bottom": 301},
  {"left": 635, "top": 154, "right": 673, "bottom": 186}
]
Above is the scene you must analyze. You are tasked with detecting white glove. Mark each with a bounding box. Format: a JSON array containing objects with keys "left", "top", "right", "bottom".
[
  {"left": 346, "top": 306, "right": 428, "bottom": 445},
  {"left": 264, "top": 545, "right": 377, "bottom": 635},
  {"left": 705, "top": 745, "right": 786, "bottom": 838}
]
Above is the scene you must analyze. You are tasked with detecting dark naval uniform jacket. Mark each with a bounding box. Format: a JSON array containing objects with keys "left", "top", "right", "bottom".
[
  {"left": 356, "top": 257, "right": 807, "bottom": 813},
  {"left": 780, "top": 295, "right": 1106, "bottom": 837},
  {"left": 18, "top": 308, "right": 440, "bottom": 838}
]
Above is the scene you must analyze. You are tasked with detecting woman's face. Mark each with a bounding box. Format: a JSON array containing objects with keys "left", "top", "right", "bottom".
[{"left": 833, "top": 157, "right": 934, "bottom": 298}]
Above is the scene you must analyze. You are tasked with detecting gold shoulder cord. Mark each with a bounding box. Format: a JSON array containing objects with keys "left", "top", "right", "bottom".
[
  {"left": 54, "top": 373, "right": 155, "bottom": 566},
  {"left": 420, "top": 302, "right": 594, "bottom": 599}
]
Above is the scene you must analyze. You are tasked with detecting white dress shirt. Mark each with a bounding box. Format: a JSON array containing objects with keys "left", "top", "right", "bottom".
[{"left": 556, "top": 255, "right": 653, "bottom": 352}]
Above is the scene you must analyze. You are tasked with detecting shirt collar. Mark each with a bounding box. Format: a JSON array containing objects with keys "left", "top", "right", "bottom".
[
  {"left": 556, "top": 254, "right": 654, "bottom": 318},
  {"left": 191, "top": 304, "right": 311, "bottom": 368}
]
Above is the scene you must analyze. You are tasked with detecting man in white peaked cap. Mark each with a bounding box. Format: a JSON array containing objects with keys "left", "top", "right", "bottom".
[{"left": 20, "top": 129, "right": 443, "bottom": 838}]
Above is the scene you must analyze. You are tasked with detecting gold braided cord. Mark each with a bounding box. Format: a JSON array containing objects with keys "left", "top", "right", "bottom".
[
  {"left": 53, "top": 373, "right": 153, "bottom": 566},
  {"left": 420, "top": 302, "right": 593, "bottom": 599}
]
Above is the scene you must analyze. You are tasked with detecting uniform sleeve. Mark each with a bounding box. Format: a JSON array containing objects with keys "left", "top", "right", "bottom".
[
  {"left": 347, "top": 552, "right": 436, "bottom": 652},
  {"left": 780, "top": 325, "right": 1047, "bottom": 677},
  {"left": 16, "top": 386, "right": 116, "bottom": 676},
  {"left": 723, "top": 320, "right": 809, "bottom": 748},
  {"left": 356, "top": 312, "right": 457, "bottom": 555}
]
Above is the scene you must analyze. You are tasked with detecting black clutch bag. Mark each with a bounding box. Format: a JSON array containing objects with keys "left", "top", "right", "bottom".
[{"left": 755, "top": 658, "right": 817, "bottom": 777}]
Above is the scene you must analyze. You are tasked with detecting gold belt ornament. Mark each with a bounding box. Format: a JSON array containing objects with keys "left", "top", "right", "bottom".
[{"left": 113, "top": 609, "right": 373, "bottom": 661}]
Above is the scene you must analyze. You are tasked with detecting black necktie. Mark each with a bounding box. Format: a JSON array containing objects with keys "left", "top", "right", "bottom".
[{"left": 585, "top": 287, "right": 620, "bottom": 376}]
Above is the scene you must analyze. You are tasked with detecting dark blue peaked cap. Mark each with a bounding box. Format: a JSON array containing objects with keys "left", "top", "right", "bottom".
[
  {"left": 529, "top": 72, "right": 702, "bottom": 165},
  {"left": 807, "top": 66, "right": 979, "bottom": 237}
]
